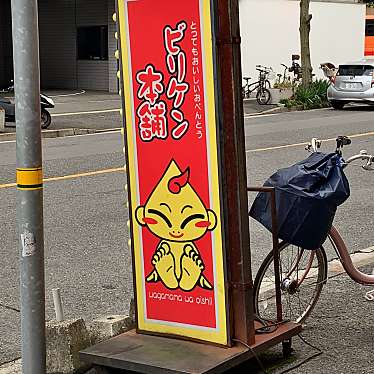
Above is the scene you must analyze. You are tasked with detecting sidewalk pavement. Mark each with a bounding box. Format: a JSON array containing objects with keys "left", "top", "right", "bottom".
[
  {"left": 232, "top": 263, "right": 374, "bottom": 374},
  {"left": 243, "top": 99, "right": 279, "bottom": 116},
  {"left": 1, "top": 261, "right": 373, "bottom": 374},
  {"left": 264, "top": 264, "right": 373, "bottom": 374}
]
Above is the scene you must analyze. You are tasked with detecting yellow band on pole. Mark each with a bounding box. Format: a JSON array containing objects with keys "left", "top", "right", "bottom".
[{"left": 16, "top": 168, "right": 43, "bottom": 190}]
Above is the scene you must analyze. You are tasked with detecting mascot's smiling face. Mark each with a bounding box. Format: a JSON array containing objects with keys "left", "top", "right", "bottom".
[{"left": 136, "top": 160, "right": 217, "bottom": 242}]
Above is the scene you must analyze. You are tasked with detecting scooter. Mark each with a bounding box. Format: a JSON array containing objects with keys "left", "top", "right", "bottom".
[{"left": 0, "top": 82, "right": 54, "bottom": 129}]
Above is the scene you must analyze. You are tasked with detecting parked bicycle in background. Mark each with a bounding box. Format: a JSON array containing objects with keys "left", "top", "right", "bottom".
[{"left": 242, "top": 65, "right": 272, "bottom": 105}]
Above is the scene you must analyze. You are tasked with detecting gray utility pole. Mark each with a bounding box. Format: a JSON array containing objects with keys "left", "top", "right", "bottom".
[{"left": 11, "top": 0, "right": 46, "bottom": 372}]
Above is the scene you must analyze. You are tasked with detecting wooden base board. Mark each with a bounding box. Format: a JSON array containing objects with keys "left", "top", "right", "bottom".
[{"left": 80, "top": 322, "right": 301, "bottom": 374}]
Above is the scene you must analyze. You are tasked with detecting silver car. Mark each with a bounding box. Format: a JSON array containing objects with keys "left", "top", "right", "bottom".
[{"left": 327, "top": 60, "right": 374, "bottom": 109}]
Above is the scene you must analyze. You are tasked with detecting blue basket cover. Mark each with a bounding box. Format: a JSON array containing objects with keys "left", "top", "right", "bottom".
[{"left": 249, "top": 152, "right": 350, "bottom": 250}]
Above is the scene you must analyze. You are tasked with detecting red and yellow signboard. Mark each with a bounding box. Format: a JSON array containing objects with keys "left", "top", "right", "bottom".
[{"left": 118, "top": 0, "right": 229, "bottom": 345}]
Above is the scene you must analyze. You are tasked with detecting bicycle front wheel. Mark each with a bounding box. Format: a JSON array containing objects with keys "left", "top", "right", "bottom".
[
  {"left": 253, "top": 242, "right": 327, "bottom": 324},
  {"left": 256, "top": 88, "right": 271, "bottom": 105}
]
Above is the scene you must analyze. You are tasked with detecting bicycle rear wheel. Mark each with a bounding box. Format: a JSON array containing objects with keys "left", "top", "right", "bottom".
[
  {"left": 256, "top": 88, "right": 271, "bottom": 105},
  {"left": 253, "top": 242, "right": 327, "bottom": 324}
]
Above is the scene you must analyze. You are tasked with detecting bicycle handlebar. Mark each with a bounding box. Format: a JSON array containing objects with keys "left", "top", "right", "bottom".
[
  {"left": 344, "top": 151, "right": 374, "bottom": 171},
  {"left": 305, "top": 136, "right": 374, "bottom": 171},
  {"left": 256, "top": 68, "right": 272, "bottom": 74}
]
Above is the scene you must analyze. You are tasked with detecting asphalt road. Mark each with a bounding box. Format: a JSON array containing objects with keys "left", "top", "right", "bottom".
[{"left": 0, "top": 106, "right": 373, "bottom": 370}]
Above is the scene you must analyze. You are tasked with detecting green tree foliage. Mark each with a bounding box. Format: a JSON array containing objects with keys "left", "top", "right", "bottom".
[{"left": 280, "top": 80, "right": 330, "bottom": 110}]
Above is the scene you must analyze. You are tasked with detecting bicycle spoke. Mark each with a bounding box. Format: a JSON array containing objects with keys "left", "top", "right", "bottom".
[{"left": 255, "top": 243, "right": 327, "bottom": 324}]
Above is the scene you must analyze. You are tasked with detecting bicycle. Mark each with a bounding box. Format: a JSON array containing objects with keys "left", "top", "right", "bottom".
[
  {"left": 273, "top": 63, "right": 293, "bottom": 90},
  {"left": 242, "top": 65, "right": 272, "bottom": 105},
  {"left": 253, "top": 136, "right": 374, "bottom": 324}
]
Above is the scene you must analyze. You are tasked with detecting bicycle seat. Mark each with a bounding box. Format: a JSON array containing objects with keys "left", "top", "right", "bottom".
[{"left": 243, "top": 77, "right": 251, "bottom": 81}]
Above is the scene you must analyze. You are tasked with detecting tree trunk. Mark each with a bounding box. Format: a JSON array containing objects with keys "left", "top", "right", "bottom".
[{"left": 299, "top": 0, "right": 313, "bottom": 87}]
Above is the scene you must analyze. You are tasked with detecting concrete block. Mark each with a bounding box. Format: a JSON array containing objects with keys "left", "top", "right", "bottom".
[
  {"left": 0, "top": 109, "right": 5, "bottom": 132},
  {"left": 0, "top": 359, "right": 22, "bottom": 374},
  {"left": 269, "top": 88, "right": 293, "bottom": 105},
  {"left": 89, "top": 315, "right": 134, "bottom": 344},
  {"left": 46, "top": 318, "right": 91, "bottom": 374}
]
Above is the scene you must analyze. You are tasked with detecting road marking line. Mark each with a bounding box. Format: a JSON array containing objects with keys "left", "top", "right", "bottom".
[
  {"left": 244, "top": 113, "right": 277, "bottom": 119},
  {"left": 0, "top": 182, "right": 17, "bottom": 189},
  {"left": 51, "top": 109, "right": 120, "bottom": 117},
  {"left": 246, "top": 141, "right": 308, "bottom": 153},
  {"left": 1, "top": 131, "right": 374, "bottom": 189},
  {"left": 86, "top": 100, "right": 121, "bottom": 104},
  {"left": 50, "top": 90, "right": 86, "bottom": 98},
  {"left": 0, "top": 167, "right": 125, "bottom": 190},
  {"left": 45, "top": 167, "right": 124, "bottom": 182},
  {"left": 246, "top": 131, "right": 374, "bottom": 153},
  {"left": 54, "top": 99, "right": 120, "bottom": 105}
]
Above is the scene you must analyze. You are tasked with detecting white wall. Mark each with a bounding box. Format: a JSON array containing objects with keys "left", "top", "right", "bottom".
[{"left": 239, "top": 0, "right": 366, "bottom": 82}]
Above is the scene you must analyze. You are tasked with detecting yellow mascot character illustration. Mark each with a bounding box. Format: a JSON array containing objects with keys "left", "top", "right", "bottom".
[{"left": 135, "top": 160, "right": 217, "bottom": 292}]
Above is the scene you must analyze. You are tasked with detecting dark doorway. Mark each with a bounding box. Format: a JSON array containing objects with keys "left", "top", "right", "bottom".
[{"left": 0, "top": 0, "right": 13, "bottom": 89}]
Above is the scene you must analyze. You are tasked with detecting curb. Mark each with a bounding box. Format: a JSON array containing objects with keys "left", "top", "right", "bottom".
[
  {"left": 245, "top": 105, "right": 331, "bottom": 117},
  {"left": 244, "top": 106, "right": 283, "bottom": 117},
  {"left": 0, "top": 128, "right": 121, "bottom": 143},
  {"left": 328, "top": 246, "right": 374, "bottom": 276}
]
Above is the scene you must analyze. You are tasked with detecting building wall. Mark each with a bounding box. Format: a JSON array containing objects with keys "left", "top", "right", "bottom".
[
  {"left": 239, "top": 0, "right": 366, "bottom": 82},
  {"left": 0, "top": 1, "right": 13, "bottom": 88},
  {"left": 39, "top": 0, "right": 114, "bottom": 91},
  {"left": 76, "top": 0, "right": 109, "bottom": 91},
  {"left": 108, "top": 0, "right": 119, "bottom": 93},
  {"left": 39, "top": 0, "right": 77, "bottom": 89}
]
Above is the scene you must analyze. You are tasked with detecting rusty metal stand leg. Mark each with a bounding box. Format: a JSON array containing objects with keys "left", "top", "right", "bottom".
[
  {"left": 282, "top": 339, "right": 293, "bottom": 358},
  {"left": 216, "top": 0, "right": 255, "bottom": 345}
]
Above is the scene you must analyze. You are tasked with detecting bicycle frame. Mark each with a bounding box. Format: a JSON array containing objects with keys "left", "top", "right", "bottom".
[
  {"left": 283, "top": 226, "right": 374, "bottom": 288},
  {"left": 328, "top": 226, "right": 374, "bottom": 285},
  {"left": 243, "top": 79, "right": 265, "bottom": 97}
]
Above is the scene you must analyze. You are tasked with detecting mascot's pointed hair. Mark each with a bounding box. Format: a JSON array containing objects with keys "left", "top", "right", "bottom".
[{"left": 168, "top": 167, "right": 190, "bottom": 194}]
